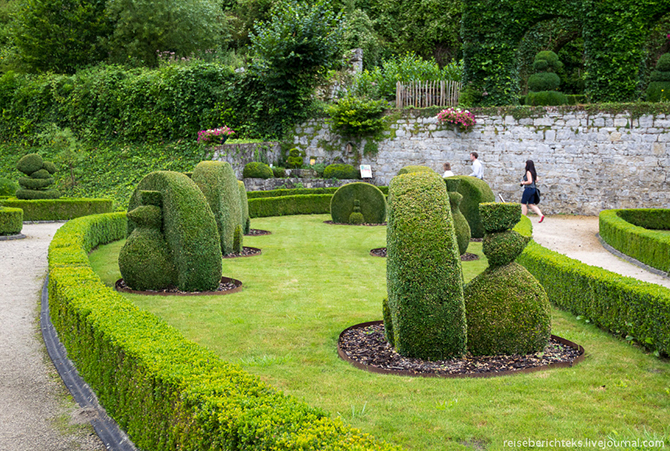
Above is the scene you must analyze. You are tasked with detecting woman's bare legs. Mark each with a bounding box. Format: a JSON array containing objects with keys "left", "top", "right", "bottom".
[
  {"left": 521, "top": 203, "right": 528, "bottom": 215},
  {"left": 528, "top": 204, "right": 543, "bottom": 217}
]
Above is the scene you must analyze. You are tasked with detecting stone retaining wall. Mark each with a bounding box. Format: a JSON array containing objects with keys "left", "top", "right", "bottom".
[{"left": 211, "top": 142, "right": 282, "bottom": 179}]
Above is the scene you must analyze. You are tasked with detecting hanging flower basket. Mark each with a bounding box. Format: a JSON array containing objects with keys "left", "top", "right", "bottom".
[{"left": 436, "top": 108, "right": 476, "bottom": 132}]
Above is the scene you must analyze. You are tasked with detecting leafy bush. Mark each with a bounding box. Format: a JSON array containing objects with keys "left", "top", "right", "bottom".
[
  {"left": 286, "top": 148, "right": 305, "bottom": 169},
  {"left": 528, "top": 72, "right": 561, "bottom": 92},
  {"left": 243, "top": 162, "right": 273, "bottom": 179},
  {"left": 330, "top": 182, "right": 386, "bottom": 224},
  {"left": 445, "top": 179, "right": 470, "bottom": 255},
  {"left": 647, "top": 53, "right": 670, "bottom": 102},
  {"left": 15, "top": 153, "right": 60, "bottom": 199},
  {"left": 0, "top": 177, "right": 18, "bottom": 196},
  {"left": 0, "top": 198, "right": 112, "bottom": 220},
  {"left": 479, "top": 202, "right": 522, "bottom": 233},
  {"left": 525, "top": 90, "right": 568, "bottom": 106},
  {"left": 310, "top": 163, "right": 326, "bottom": 177},
  {"left": 0, "top": 207, "right": 23, "bottom": 235},
  {"left": 450, "top": 175, "right": 495, "bottom": 238},
  {"left": 323, "top": 164, "right": 359, "bottom": 180},
  {"left": 126, "top": 171, "right": 222, "bottom": 291},
  {"left": 599, "top": 209, "right": 670, "bottom": 274},
  {"left": 272, "top": 166, "right": 287, "bottom": 178},
  {"left": 192, "top": 161, "right": 243, "bottom": 255},
  {"left": 327, "top": 96, "right": 387, "bottom": 138},
  {"left": 396, "top": 165, "right": 433, "bottom": 176},
  {"left": 248, "top": 194, "right": 332, "bottom": 218},
  {"left": 238, "top": 180, "right": 250, "bottom": 234},
  {"left": 386, "top": 171, "right": 466, "bottom": 360}
]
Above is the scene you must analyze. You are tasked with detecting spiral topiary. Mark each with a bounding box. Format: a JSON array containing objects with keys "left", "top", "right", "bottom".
[
  {"left": 445, "top": 178, "right": 471, "bottom": 255},
  {"left": 385, "top": 171, "right": 466, "bottom": 360},
  {"left": 15, "top": 153, "right": 60, "bottom": 200},
  {"left": 647, "top": 53, "right": 670, "bottom": 102},
  {"left": 526, "top": 50, "right": 567, "bottom": 106},
  {"left": 463, "top": 202, "right": 551, "bottom": 356},
  {"left": 330, "top": 182, "right": 386, "bottom": 224}
]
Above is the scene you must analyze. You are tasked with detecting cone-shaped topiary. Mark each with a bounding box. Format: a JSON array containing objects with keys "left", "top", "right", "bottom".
[
  {"left": 526, "top": 50, "right": 567, "bottom": 106},
  {"left": 449, "top": 176, "right": 495, "bottom": 238},
  {"left": 445, "top": 178, "right": 471, "bottom": 255},
  {"left": 397, "top": 165, "right": 434, "bottom": 176},
  {"left": 463, "top": 202, "right": 551, "bottom": 356},
  {"left": 238, "top": 180, "right": 250, "bottom": 234},
  {"left": 331, "top": 182, "right": 386, "bottom": 224},
  {"left": 385, "top": 171, "right": 466, "bottom": 360},
  {"left": 125, "top": 171, "right": 222, "bottom": 292},
  {"left": 647, "top": 53, "right": 670, "bottom": 102},
  {"left": 192, "top": 161, "right": 242, "bottom": 255},
  {"left": 15, "top": 153, "right": 60, "bottom": 200}
]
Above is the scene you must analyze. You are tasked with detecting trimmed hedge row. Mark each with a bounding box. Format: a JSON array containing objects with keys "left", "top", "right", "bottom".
[
  {"left": 0, "top": 198, "right": 112, "bottom": 221},
  {"left": 248, "top": 194, "right": 333, "bottom": 218},
  {"left": 599, "top": 209, "right": 670, "bottom": 274},
  {"left": 247, "top": 186, "right": 389, "bottom": 199},
  {"left": 0, "top": 207, "right": 23, "bottom": 235},
  {"left": 48, "top": 213, "right": 399, "bottom": 450}
]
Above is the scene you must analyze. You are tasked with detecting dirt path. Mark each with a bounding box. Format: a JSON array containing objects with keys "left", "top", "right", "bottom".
[
  {"left": 0, "top": 223, "right": 105, "bottom": 451},
  {"left": 529, "top": 215, "right": 670, "bottom": 289}
]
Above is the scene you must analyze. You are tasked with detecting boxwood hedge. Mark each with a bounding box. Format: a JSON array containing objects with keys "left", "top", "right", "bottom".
[
  {"left": 330, "top": 182, "right": 386, "bottom": 224},
  {"left": 449, "top": 176, "right": 495, "bottom": 238},
  {"left": 247, "top": 186, "right": 389, "bottom": 199},
  {"left": 0, "top": 198, "right": 112, "bottom": 221},
  {"left": 248, "top": 194, "right": 332, "bottom": 218},
  {"left": 0, "top": 207, "right": 23, "bottom": 235},
  {"left": 48, "top": 213, "right": 399, "bottom": 451}
]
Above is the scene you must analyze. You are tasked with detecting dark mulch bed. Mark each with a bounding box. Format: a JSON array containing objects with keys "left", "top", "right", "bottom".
[
  {"left": 223, "top": 246, "right": 262, "bottom": 258},
  {"left": 245, "top": 229, "right": 271, "bottom": 236},
  {"left": 338, "top": 322, "right": 584, "bottom": 378},
  {"left": 370, "top": 247, "right": 479, "bottom": 261},
  {"left": 324, "top": 221, "right": 386, "bottom": 226},
  {"left": 115, "top": 277, "right": 242, "bottom": 296},
  {"left": 470, "top": 237, "right": 483, "bottom": 242}
]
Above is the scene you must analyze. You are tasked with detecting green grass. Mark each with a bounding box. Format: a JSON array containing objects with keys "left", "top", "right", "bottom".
[{"left": 89, "top": 214, "right": 670, "bottom": 451}]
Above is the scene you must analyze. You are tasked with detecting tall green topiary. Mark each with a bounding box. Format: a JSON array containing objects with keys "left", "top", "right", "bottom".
[
  {"left": 445, "top": 178, "right": 471, "bottom": 255},
  {"left": 192, "top": 161, "right": 242, "bottom": 255},
  {"left": 397, "top": 165, "right": 434, "bottom": 176},
  {"left": 463, "top": 202, "right": 551, "bottom": 356},
  {"left": 330, "top": 182, "right": 386, "bottom": 224},
  {"left": 647, "top": 53, "right": 670, "bottom": 102},
  {"left": 15, "top": 153, "right": 60, "bottom": 200},
  {"left": 450, "top": 175, "right": 495, "bottom": 239},
  {"left": 125, "top": 171, "right": 222, "bottom": 292},
  {"left": 526, "top": 51, "right": 568, "bottom": 106},
  {"left": 385, "top": 171, "right": 466, "bottom": 360},
  {"left": 238, "top": 180, "right": 250, "bottom": 234}
]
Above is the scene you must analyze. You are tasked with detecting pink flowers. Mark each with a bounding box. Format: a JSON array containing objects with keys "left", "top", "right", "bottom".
[
  {"left": 436, "top": 108, "right": 476, "bottom": 132},
  {"left": 197, "top": 126, "right": 235, "bottom": 146}
]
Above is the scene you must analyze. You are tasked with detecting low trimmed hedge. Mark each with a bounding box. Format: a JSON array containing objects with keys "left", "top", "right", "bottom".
[
  {"left": 0, "top": 206, "right": 23, "bottom": 235},
  {"left": 247, "top": 186, "right": 389, "bottom": 199},
  {"left": 599, "top": 209, "right": 670, "bottom": 274},
  {"left": 249, "top": 194, "right": 332, "bottom": 218},
  {"left": 0, "top": 198, "right": 113, "bottom": 221},
  {"left": 48, "top": 213, "right": 399, "bottom": 450}
]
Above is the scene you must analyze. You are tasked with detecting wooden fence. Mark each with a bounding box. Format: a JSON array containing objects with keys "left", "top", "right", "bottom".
[{"left": 395, "top": 81, "right": 461, "bottom": 109}]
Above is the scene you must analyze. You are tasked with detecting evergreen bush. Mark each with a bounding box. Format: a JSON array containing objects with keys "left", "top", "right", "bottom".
[
  {"left": 445, "top": 179, "right": 470, "bottom": 255},
  {"left": 272, "top": 167, "right": 287, "bottom": 178},
  {"left": 15, "top": 153, "right": 60, "bottom": 200},
  {"left": 248, "top": 194, "right": 332, "bottom": 218},
  {"left": 286, "top": 148, "right": 305, "bottom": 169},
  {"left": 243, "top": 162, "right": 274, "bottom": 179},
  {"left": 238, "top": 180, "right": 250, "bottom": 234},
  {"left": 0, "top": 198, "right": 112, "bottom": 221},
  {"left": 330, "top": 182, "right": 386, "bottom": 224},
  {"left": 0, "top": 177, "right": 18, "bottom": 196},
  {"left": 323, "top": 164, "right": 359, "bottom": 180},
  {"left": 525, "top": 91, "right": 569, "bottom": 106},
  {"left": 526, "top": 50, "right": 567, "bottom": 106},
  {"left": 385, "top": 171, "right": 466, "bottom": 360},
  {"left": 450, "top": 175, "right": 495, "bottom": 238},
  {"left": 647, "top": 53, "right": 670, "bottom": 102},
  {"left": 0, "top": 207, "right": 23, "bottom": 235},
  {"left": 397, "top": 165, "right": 434, "bottom": 176}
]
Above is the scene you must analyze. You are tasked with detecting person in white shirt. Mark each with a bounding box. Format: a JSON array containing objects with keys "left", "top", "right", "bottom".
[
  {"left": 468, "top": 152, "right": 483, "bottom": 179},
  {"left": 442, "top": 162, "right": 454, "bottom": 178}
]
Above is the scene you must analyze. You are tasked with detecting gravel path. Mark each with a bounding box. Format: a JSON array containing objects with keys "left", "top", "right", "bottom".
[
  {"left": 529, "top": 215, "right": 670, "bottom": 289},
  {"left": 0, "top": 223, "right": 105, "bottom": 451}
]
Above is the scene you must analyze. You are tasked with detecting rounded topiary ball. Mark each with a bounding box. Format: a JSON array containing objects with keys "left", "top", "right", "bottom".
[
  {"left": 16, "top": 153, "right": 44, "bottom": 175},
  {"left": 464, "top": 262, "right": 551, "bottom": 356},
  {"left": 528, "top": 72, "right": 561, "bottom": 92},
  {"left": 243, "top": 162, "right": 273, "bottom": 179},
  {"left": 330, "top": 182, "right": 386, "bottom": 224},
  {"left": 655, "top": 53, "right": 670, "bottom": 72}
]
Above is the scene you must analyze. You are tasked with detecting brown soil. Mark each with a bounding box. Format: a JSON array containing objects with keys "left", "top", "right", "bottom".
[
  {"left": 223, "top": 246, "right": 262, "bottom": 258},
  {"left": 323, "top": 221, "right": 386, "bottom": 226},
  {"left": 245, "top": 229, "right": 271, "bottom": 236},
  {"left": 115, "top": 277, "right": 242, "bottom": 296}
]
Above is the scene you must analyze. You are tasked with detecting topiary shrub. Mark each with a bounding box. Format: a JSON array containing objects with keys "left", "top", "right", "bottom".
[
  {"left": 526, "top": 50, "right": 567, "bottom": 106},
  {"left": 464, "top": 202, "right": 550, "bottom": 356},
  {"left": 647, "top": 53, "right": 670, "bottom": 102},
  {"left": 124, "top": 171, "right": 222, "bottom": 292},
  {"left": 525, "top": 91, "right": 569, "bottom": 107},
  {"left": 445, "top": 179, "right": 471, "bottom": 255},
  {"left": 450, "top": 176, "right": 495, "bottom": 239},
  {"left": 330, "top": 182, "right": 386, "bottom": 224},
  {"left": 272, "top": 166, "right": 287, "bottom": 178},
  {"left": 385, "top": 171, "right": 466, "bottom": 360},
  {"left": 15, "top": 153, "right": 60, "bottom": 200},
  {"left": 238, "top": 180, "right": 250, "bottom": 235},
  {"left": 286, "top": 148, "right": 305, "bottom": 169},
  {"left": 323, "top": 164, "right": 359, "bottom": 180},
  {"left": 243, "top": 162, "right": 274, "bottom": 179},
  {"left": 0, "top": 207, "right": 23, "bottom": 235},
  {"left": 192, "top": 161, "right": 243, "bottom": 256},
  {"left": 0, "top": 177, "right": 18, "bottom": 197},
  {"left": 397, "top": 165, "right": 434, "bottom": 176}
]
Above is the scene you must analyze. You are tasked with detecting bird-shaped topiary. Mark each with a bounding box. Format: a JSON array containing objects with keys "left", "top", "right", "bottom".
[
  {"left": 15, "top": 153, "right": 60, "bottom": 199},
  {"left": 526, "top": 50, "right": 568, "bottom": 106},
  {"left": 646, "top": 53, "right": 670, "bottom": 102}
]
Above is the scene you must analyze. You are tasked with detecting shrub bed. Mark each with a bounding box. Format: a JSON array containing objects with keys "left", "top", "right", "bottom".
[
  {"left": 248, "top": 194, "right": 333, "bottom": 218},
  {"left": 48, "top": 213, "right": 398, "bottom": 450},
  {"left": 0, "top": 207, "right": 23, "bottom": 235},
  {"left": 0, "top": 198, "right": 112, "bottom": 221},
  {"left": 599, "top": 209, "right": 670, "bottom": 274}
]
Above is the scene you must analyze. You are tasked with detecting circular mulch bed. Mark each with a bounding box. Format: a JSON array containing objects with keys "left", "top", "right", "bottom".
[
  {"left": 0, "top": 233, "right": 26, "bottom": 241},
  {"left": 245, "top": 229, "right": 271, "bottom": 236},
  {"left": 370, "top": 247, "right": 480, "bottom": 261},
  {"left": 115, "top": 277, "right": 242, "bottom": 296},
  {"left": 470, "top": 237, "right": 483, "bottom": 242},
  {"left": 338, "top": 321, "right": 584, "bottom": 378},
  {"left": 324, "top": 220, "right": 386, "bottom": 226},
  {"left": 223, "top": 246, "right": 262, "bottom": 258}
]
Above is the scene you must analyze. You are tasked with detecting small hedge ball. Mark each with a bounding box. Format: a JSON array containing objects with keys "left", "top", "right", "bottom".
[
  {"left": 330, "top": 182, "right": 386, "bottom": 224},
  {"left": 323, "top": 164, "right": 359, "bottom": 179},
  {"left": 0, "top": 207, "right": 23, "bottom": 235},
  {"left": 451, "top": 175, "right": 495, "bottom": 238},
  {"left": 243, "top": 162, "right": 273, "bottom": 179},
  {"left": 397, "top": 165, "right": 434, "bottom": 176},
  {"left": 16, "top": 153, "right": 45, "bottom": 175}
]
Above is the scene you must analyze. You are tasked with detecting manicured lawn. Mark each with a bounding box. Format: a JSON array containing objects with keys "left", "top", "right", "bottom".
[{"left": 89, "top": 214, "right": 670, "bottom": 451}]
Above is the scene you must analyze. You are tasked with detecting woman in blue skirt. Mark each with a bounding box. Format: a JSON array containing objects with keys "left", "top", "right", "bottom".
[{"left": 520, "top": 160, "right": 544, "bottom": 223}]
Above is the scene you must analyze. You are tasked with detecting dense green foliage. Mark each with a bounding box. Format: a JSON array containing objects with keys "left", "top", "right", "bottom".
[
  {"left": 330, "top": 182, "right": 386, "bottom": 224},
  {"left": 48, "top": 212, "right": 400, "bottom": 450},
  {"left": 526, "top": 51, "right": 568, "bottom": 106},
  {"left": 192, "top": 161, "right": 243, "bottom": 255},
  {"left": 15, "top": 152, "right": 59, "bottom": 199},
  {"left": 0, "top": 176, "right": 17, "bottom": 196},
  {"left": 446, "top": 184, "right": 470, "bottom": 255},
  {"left": 450, "top": 175, "right": 495, "bottom": 239},
  {"left": 386, "top": 171, "right": 466, "bottom": 360},
  {"left": 126, "top": 171, "right": 222, "bottom": 291},
  {"left": 243, "top": 162, "right": 274, "bottom": 179},
  {"left": 0, "top": 198, "right": 112, "bottom": 220},
  {"left": 396, "top": 165, "right": 433, "bottom": 176},
  {"left": 286, "top": 148, "right": 305, "bottom": 169},
  {"left": 599, "top": 209, "right": 670, "bottom": 274},
  {"left": 479, "top": 202, "right": 522, "bottom": 234},
  {"left": 323, "top": 163, "right": 359, "bottom": 179},
  {"left": 248, "top": 193, "right": 332, "bottom": 217},
  {"left": 0, "top": 206, "right": 22, "bottom": 235},
  {"left": 647, "top": 53, "right": 670, "bottom": 102},
  {"left": 238, "top": 181, "right": 250, "bottom": 234},
  {"left": 525, "top": 90, "right": 569, "bottom": 106},
  {"left": 327, "top": 96, "right": 387, "bottom": 139},
  {"left": 247, "top": 186, "right": 388, "bottom": 198}
]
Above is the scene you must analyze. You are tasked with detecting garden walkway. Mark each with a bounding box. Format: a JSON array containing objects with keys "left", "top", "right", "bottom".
[
  {"left": 0, "top": 222, "right": 104, "bottom": 451},
  {"left": 530, "top": 215, "right": 670, "bottom": 289}
]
